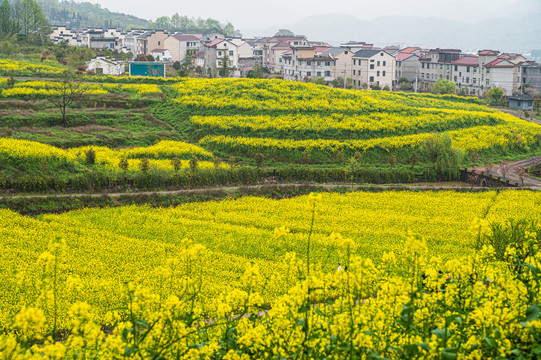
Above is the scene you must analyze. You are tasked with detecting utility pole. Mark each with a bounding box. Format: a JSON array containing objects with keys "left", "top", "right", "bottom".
[{"left": 415, "top": 74, "right": 418, "bottom": 93}]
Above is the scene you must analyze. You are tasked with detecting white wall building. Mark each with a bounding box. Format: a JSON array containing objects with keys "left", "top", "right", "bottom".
[
  {"left": 86, "top": 56, "right": 125, "bottom": 75},
  {"left": 352, "top": 49, "right": 396, "bottom": 89}
]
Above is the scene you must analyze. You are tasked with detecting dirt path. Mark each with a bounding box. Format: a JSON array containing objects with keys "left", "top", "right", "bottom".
[
  {"left": 0, "top": 181, "right": 499, "bottom": 200},
  {"left": 494, "top": 107, "right": 541, "bottom": 125},
  {"left": 473, "top": 155, "right": 541, "bottom": 188}
]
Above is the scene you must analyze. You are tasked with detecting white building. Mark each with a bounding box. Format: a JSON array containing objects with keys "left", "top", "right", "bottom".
[
  {"left": 150, "top": 49, "right": 172, "bottom": 62},
  {"left": 203, "top": 39, "right": 239, "bottom": 77},
  {"left": 164, "top": 34, "right": 201, "bottom": 62},
  {"left": 282, "top": 46, "right": 335, "bottom": 83},
  {"left": 352, "top": 49, "right": 396, "bottom": 89},
  {"left": 86, "top": 56, "right": 125, "bottom": 76}
]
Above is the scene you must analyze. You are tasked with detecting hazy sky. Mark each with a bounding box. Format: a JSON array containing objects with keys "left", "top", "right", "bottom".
[{"left": 90, "top": 0, "right": 536, "bottom": 29}]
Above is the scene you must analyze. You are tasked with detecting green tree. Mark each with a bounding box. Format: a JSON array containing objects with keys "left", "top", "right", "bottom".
[
  {"left": 275, "top": 29, "right": 294, "bottom": 36},
  {"left": 49, "top": 71, "right": 89, "bottom": 126},
  {"left": 223, "top": 22, "right": 234, "bottom": 36},
  {"left": 432, "top": 78, "right": 456, "bottom": 95},
  {"left": 420, "top": 134, "right": 464, "bottom": 180},
  {"left": 0, "top": 0, "right": 14, "bottom": 34},
  {"left": 485, "top": 87, "right": 504, "bottom": 106},
  {"left": 219, "top": 53, "right": 230, "bottom": 77}
]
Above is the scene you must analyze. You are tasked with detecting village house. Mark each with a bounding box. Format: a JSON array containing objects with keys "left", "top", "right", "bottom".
[
  {"left": 263, "top": 35, "right": 308, "bottom": 73},
  {"left": 150, "top": 49, "right": 172, "bottom": 62},
  {"left": 521, "top": 62, "right": 541, "bottom": 92},
  {"left": 352, "top": 49, "right": 396, "bottom": 89},
  {"left": 419, "top": 49, "right": 462, "bottom": 85},
  {"left": 163, "top": 34, "right": 201, "bottom": 62},
  {"left": 80, "top": 29, "right": 120, "bottom": 50},
  {"left": 451, "top": 56, "right": 482, "bottom": 95},
  {"left": 320, "top": 47, "right": 355, "bottom": 83},
  {"left": 86, "top": 56, "right": 125, "bottom": 75},
  {"left": 203, "top": 38, "right": 239, "bottom": 77},
  {"left": 282, "top": 46, "right": 335, "bottom": 84},
  {"left": 509, "top": 94, "right": 534, "bottom": 110},
  {"left": 395, "top": 52, "right": 421, "bottom": 82}
]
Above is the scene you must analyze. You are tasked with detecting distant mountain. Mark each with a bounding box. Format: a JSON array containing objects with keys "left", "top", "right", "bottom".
[
  {"left": 35, "top": 0, "right": 149, "bottom": 29},
  {"left": 244, "top": 12, "right": 541, "bottom": 53}
]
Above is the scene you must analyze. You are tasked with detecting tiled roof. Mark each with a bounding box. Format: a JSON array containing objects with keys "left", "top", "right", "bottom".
[
  {"left": 451, "top": 56, "right": 479, "bottom": 66},
  {"left": 352, "top": 49, "right": 383, "bottom": 58},
  {"left": 172, "top": 35, "right": 200, "bottom": 42},
  {"left": 150, "top": 48, "right": 166, "bottom": 53},
  {"left": 485, "top": 58, "right": 517, "bottom": 68},
  {"left": 478, "top": 50, "right": 500, "bottom": 56},
  {"left": 321, "top": 47, "right": 346, "bottom": 57},
  {"left": 395, "top": 53, "right": 416, "bottom": 61},
  {"left": 206, "top": 38, "right": 225, "bottom": 47},
  {"left": 509, "top": 94, "right": 533, "bottom": 101},
  {"left": 429, "top": 49, "right": 461, "bottom": 53},
  {"left": 400, "top": 47, "right": 421, "bottom": 54},
  {"left": 314, "top": 46, "right": 331, "bottom": 53}
]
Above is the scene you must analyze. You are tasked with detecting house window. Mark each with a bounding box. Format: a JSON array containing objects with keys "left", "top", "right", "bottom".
[
  {"left": 377, "top": 71, "right": 380, "bottom": 76},
  {"left": 382, "top": 71, "right": 386, "bottom": 77},
  {"left": 158, "top": 41, "right": 160, "bottom": 45},
  {"left": 370, "top": 64, "right": 374, "bottom": 70},
  {"left": 370, "top": 59, "right": 374, "bottom": 62},
  {"left": 353, "top": 70, "right": 356, "bottom": 75},
  {"left": 369, "top": 76, "right": 374, "bottom": 82},
  {"left": 421, "top": 73, "right": 424, "bottom": 78},
  {"left": 307, "top": 71, "right": 311, "bottom": 76},
  {"left": 473, "top": 78, "right": 477, "bottom": 84},
  {"left": 440, "top": 64, "right": 443, "bottom": 70},
  {"left": 307, "top": 61, "right": 312, "bottom": 66},
  {"left": 380, "top": 53, "right": 383, "bottom": 56},
  {"left": 218, "top": 51, "right": 222, "bottom": 56},
  {"left": 454, "top": 65, "right": 458, "bottom": 71},
  {"left": 218, "top": 61, "right": 222, "bottom": 66},
  {"left": 466, "top": 77, "right": 470, "bottom": 83},
  {"left": 383, "top": 61, "right": 386, "bottom": 66},
  {"left": 317, "top": 71, "right": 321, "bottom": 77},
  {"left": 279, "top": 58, "right": 282, "bottom": 63},
  {"left": 454, "top": 76, "right": 457, "bottom": 82},
  {"left": 325, "top": 71, "right": 331, "bottom": 77},
  {"left": 317, "top": 62, "right": 321, "bottom": 66},
  {"left": 467, "top": 66, "right": 470, "bottom": 73},
  {"left": 422, "top": 63, "right": 425, "bottom": 69},
  {"left": 325, "top": 62, "right": 330, "bottom": 66},
  {"left": 377, "top": 61, "right": 380, "bottom": 66},
  {"left": 229, "top": 50, "right": 234, "bottom": 56},
  {"left": 486, "top": 79, "right": 489, "bottom": 85}
]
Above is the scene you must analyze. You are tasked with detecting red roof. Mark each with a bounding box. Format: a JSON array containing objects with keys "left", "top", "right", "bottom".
[
  {"left": 272, "top": 41, "right": 291, "bottom": 49},
  {"left": 395, "top": 53, "right": 416, "bottom": 61},
  {"left": 451, "top": 56, "right": 479, "bottom": 66},
  {"left": 484, "top": 58, "right": 517, "bottom": 68},
  {"left": 314, "top": 46, "right": 331, "bottom": 53},
  {"left": 206, "top": 38, "right": 225, "bottom": 47},
  {"left": 193, "top": 51, "right": 204, "bottom": 58},
  {"left": 400, "top": 47, "right": 421, "bottom": 54},
  {"left": 172, "top": 35, "right": 200, "bottom": 42},
  {"left": 150, "top": 48, "right": 167, "bottom": 53},
  {"left": 478, "top": 50, "right": 499, "bottom": 56}
]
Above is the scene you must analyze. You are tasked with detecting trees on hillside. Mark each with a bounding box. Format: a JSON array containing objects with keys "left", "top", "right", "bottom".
[
  {"left": 484, "top": 87, "right": 504, "bottom": 106},
  {"left": 0, "top": 0, "right": 49, "bottom": 40},
  {"left": 148, "top": 13, "right": 235, "bottom": 36}
]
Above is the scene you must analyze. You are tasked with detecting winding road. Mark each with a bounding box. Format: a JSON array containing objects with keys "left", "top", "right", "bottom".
[{"left": 474, "top": 155, "right": 541, "bottom": 188}]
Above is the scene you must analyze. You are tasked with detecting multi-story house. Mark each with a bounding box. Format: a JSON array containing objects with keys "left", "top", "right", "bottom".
[
  {"left": 80, "top": 29, "right": 119, "bottom": 50},
  {"left": 263, "top": 35, "right": 308, "bottom": 72},
  {"left": 352, "top": 49, "right": 396, "bottom": 89},
  {"left": 164, "top": 35, "right": 201, "bottom": 62},
  {"left": 320, "top": 47, "right": 355, "bottom": 83},
  {"left": 419, "top": 49, "right": 462, "bottom": 85},
  {"left": 395, "top": 53, "right": 421, "bottom": 82},
  {"left": 451, "top": 56, "right": 482, "bottom": 95},
  {"left": 282, "top": 46, "right": 335, "bottom": 83},
  {"left": 203, "top": 39, "right": 239, "bottom": 77},
  {"left": 521, "top": 62, "right": 541, "bottom": 92}
]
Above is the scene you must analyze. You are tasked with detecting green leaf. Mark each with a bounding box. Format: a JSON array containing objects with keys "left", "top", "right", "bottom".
[
  {"left": 431, "top": 328, "right": 450, "bottom": 338},
  {"left": 483, "top": 336, "right": 497, "bottom": 348},
  {"left": 441, "top": 347, "right": 458, "bottom": 360},
  {"left": 526, "top": 304, "right": 541, "bottom": 322}
]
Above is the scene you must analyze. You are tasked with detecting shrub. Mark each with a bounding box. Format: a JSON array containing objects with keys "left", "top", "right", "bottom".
[
  {"left": 253, "top": 153, "right": 265, "bottom": 167},
  {"left": 420, "top": 134, "right": 463, "bottom": 180},
  {"left": 85, "top": 149, "right": 96, "bottom": 164},
  {"left": 171, "top": 157, "right": 181, "bottom": 172},
  {"left": 139, "top": 158, "right": 150, "bottom": 173},
  {"left": 189, "top": 156, "right": 198, "bottom": 171},
  {"left": 119, "top": 158, "right": 129, "bottom": 172}
]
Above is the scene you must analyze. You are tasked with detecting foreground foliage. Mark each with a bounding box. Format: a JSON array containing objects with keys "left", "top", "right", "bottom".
[{"left": 0, "top": 191, "right": 540, "bottom": 358}]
